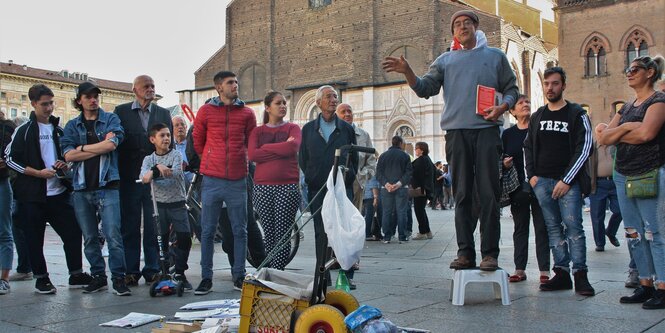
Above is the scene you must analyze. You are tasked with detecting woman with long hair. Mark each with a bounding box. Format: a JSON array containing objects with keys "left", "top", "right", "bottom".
[
  {"left": 411, "top": 142, "right": 435, "bottom": 240},
  {"left": 596, "top": 55, "right": 665, "bottom": 309},
  {"left": 248, "top": 92, "right": 302, "bottom": 270}
]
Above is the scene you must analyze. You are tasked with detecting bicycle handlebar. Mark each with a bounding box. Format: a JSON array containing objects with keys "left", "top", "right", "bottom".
[{"left": 336, "top": 144, "right": 376, "bottom": 156}]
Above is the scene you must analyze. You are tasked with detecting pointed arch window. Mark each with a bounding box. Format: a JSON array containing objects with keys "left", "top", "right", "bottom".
[
  {"left": 582, "top": 36, "right": 608, "bottom": 78},
  {"left": 626, "top": 42, "right": 637, "bottom": 65},
  {"left": 585, "top": 49, "right": 595, "bottom": 77},
  {"left": 597, "top": 47, "right": 606, "bottom": 75},
  {"left": 624, "top": 29, "right": 649, "bottom": 68},
  {"left": 238, "top": 64, "right": 266, "bottom": 102}
]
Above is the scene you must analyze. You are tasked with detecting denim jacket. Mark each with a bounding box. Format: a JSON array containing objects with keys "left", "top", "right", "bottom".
[{"left": 61, "top": 109, "right": 124, "bottom": 191}]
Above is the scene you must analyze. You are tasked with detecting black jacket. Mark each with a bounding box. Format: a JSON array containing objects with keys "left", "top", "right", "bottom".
[
  {"left": 523, "top": 101, "right": 593, "bottom": 195},
  {"left": 114, "top": 102, "right": 173, "bottom": 180},
  {"left": 376, "top": 146, "right": 412, "bottom": 187},
  {"left": 0, "top": 119, "right": 16, "bottom": 179},
  {"left": 5, "top": 112, "right": 68, "bottom": 202},
  {"left": 299, "top": 114, "right": 358, "bottom": 191},
  {"left": 411, "top": 155, "right": 434, "bottom": 197}
]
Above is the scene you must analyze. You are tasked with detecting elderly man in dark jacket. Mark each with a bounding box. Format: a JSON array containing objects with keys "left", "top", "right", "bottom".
[
  {"left": 114, "top": 75, "right": 173, "bottom": 286},
  {"left": 299, "top": 85, "right": 358, "bottom": 287}
]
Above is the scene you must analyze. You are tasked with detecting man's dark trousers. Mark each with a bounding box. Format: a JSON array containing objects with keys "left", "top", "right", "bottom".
[
  {"left": 308, "top": 186, "right": 355, "bottom": 280},
  {"left": 445, "top": 127, "right": 502, "bottom": 261},
  {"left": 589, "top": 177, "right": 622, "bottom": 247},
  {"left": 120, "top": 179, "right": 158, "bottom": 279},
  {"left": 18, "top": 192, "right": 83, "bottom": 277}
]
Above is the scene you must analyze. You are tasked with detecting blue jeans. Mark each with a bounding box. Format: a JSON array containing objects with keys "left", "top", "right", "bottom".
[
  {"left": 614, "top": 167, "right": 665, "bottom": 284},
  {"left": 120, "top": 179, "right": 158, "bottom": 279},
  {"left": 200, "top": 176, "right": 247, "bottom": 281},
  {"left": 589, "top": 178, "right": 622, "bottom": 247},
  {"left": 363, "top": 198, "right": 382, "bottom": 238},
  {"left": 380, "top": 187, "right": 408, "bottom": 241},
  {"left": 533, "top": 177, "right": 588, "bottom": 272},
  {"left": 0, "top": 178, "right": 13, "bottom": 271},
  {"left": 73, "top": 189, "right": 126, "bottom": 279},
  {"left": 11, "top": 198, "right": 30, "bottom": 273}
]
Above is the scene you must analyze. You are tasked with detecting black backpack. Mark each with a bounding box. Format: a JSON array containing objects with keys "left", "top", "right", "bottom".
[{"left": 185, "top": 126, "right": 200, "bottom": 172}]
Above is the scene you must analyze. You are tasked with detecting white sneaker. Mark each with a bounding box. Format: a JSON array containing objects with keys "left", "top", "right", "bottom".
[
  {"left": 0, "top": 279, "right": 10, "bottom": 295},
  {"left": 411, "top": 233, "right": 429, "bottom": 240},
  {"left": 8, "top": 271, "right": 33, "bottom": 281}
]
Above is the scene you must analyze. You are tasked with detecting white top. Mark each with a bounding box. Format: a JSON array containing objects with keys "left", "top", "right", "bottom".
[{"left": 38, "top": 123, "right": 66, "bottom": 196}]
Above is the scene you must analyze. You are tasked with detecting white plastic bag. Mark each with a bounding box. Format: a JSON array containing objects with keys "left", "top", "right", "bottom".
[{"left": 321, "top": 167, "right": 365, "bottom": 270}]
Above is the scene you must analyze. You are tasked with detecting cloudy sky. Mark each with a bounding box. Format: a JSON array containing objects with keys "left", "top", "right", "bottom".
[{"left": 0, "top": 0, "right": 232, "bottom": 106}]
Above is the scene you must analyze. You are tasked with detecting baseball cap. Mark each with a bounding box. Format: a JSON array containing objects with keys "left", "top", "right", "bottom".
[{"left": 76, "top": 82, "right": 101, "bottom": 98}]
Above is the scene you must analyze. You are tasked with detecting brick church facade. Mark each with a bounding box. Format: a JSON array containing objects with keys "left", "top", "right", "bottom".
[
  {"left": 179, "top": 0, "right": 558, "bottom": 158},
  {"left": 556, "top": 0, "right": 664, "bottom": 129}
]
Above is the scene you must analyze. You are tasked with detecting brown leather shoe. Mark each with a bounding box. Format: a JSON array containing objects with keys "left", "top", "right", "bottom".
[
  {"left": 450, "top": 256, "right": 476, "bottom": 270},
  {"left": 479, "top": 256, "right": 498, "bottom": 271}
]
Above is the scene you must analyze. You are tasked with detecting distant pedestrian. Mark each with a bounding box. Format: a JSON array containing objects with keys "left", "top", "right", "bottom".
[
  {"left": 375, "top": 135, "right": 412, "bottom": 244},
  {"left": 410, "top": 142, "right": 435, "bottom": 240},
  {"left": 588, "top": 143, "right": 622, "bottom": 252}
]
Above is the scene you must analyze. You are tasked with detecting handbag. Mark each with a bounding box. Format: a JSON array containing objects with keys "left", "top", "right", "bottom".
[
  {"left": 500, "top": 165, "right": 520, "bottom": 207},
  {"left": 408, "top": 187, "right": 426, "bottom": 198},
  {"left": 625, "top": 168, "right": 658, "bottom": 198}
]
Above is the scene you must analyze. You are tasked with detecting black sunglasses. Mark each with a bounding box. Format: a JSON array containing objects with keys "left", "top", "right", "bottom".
[{"left": 625, "top": 65, "right": 646, "bottom": 76}]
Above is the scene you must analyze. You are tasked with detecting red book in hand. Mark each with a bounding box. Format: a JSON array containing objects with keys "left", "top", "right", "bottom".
[{"left": 476, "top": 85, "right": 502, "bottom": 117}]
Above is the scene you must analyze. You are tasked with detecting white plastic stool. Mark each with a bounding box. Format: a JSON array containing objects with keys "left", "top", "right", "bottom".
[{"left": 448, "top": 268, "right": 511, "bottom": 305}]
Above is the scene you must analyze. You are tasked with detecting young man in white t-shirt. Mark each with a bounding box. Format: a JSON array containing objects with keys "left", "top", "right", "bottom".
[{"left": 5, "top": 84, "right": 91, "bottom": 294}]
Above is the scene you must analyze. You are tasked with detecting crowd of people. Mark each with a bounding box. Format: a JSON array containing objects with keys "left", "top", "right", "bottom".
[{"left": 0, "top": 9, "right": 664, "bottom": 312}]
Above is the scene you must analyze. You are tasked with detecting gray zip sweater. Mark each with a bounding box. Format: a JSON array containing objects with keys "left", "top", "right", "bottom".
[
  {"left": 411, "top": 43, "right": 518, "bottom": 130},
  {"left": 139, "top": 149, "right": 186, "bottom": 204}
]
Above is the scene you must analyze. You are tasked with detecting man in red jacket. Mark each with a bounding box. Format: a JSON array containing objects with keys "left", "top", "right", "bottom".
[{"left": 192, "top": 71, "right": 256, "bottom": 294}]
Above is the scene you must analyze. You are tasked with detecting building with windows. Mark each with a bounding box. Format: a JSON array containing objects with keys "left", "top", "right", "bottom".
[
  {"left": 178, "top": 0, "right": 558, "bottom": 158},
  {"left": 0, "top": 61, "right": 134, "bottom": 123},
  {"left": 556, "top": 0, "right": 664, "bottom": 127}
]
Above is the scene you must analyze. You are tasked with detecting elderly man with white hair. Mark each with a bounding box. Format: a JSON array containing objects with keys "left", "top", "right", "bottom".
[
  {"left": 172, "top": 115, "right": 193, "bottom": 185},
  {"left": 299, "top": 85, "right": 359, "bottom": 288}
]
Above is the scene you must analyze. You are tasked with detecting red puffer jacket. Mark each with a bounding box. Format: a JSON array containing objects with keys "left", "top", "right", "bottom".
[{"left": 193, "top": 98, "right": 257, "bottom": 180}]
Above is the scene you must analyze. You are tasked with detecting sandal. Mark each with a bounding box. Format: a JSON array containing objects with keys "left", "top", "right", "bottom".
[{"left": 509, "top": 274, "right": 527, "bottom": 283}]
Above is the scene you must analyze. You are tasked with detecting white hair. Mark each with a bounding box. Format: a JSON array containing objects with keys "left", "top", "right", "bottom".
[
  {"left": 315, "top": 85, "right": 337, "bottom": 104},
  {"left": 172, "top": 115, "right": 189, "bottom": 128}
]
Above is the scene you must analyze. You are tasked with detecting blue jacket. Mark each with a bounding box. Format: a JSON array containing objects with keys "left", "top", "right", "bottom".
[
  {"left": 61, "top": 109, "right": 124, "bottom": 191},
  {"left": 376, "top": 146, "right": 412, "bottom": 187}
]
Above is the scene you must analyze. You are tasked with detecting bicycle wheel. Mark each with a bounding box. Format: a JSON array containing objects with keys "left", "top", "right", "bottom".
[{"left": 247, "top": 212, "right": 301, "bottom": 269}]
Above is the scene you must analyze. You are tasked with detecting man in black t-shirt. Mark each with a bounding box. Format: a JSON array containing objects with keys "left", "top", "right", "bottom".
[
  {"left": 524, "top": 67, "right": 595, "bottom": 296},
  {"left": 62, "top": 82, "right": 130, "bottom": 296}
]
